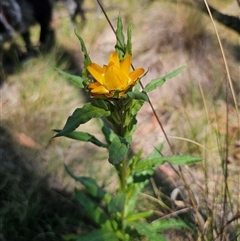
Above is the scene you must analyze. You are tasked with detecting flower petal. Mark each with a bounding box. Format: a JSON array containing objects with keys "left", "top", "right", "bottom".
[
  {"left": 103, "top": 65, "right": 107, "bottom": 71},
  {"left": 87, "top": 64, "right": 104, "bottom": 84},
  {"left": 87, "top": 51, "right": 145, "bottom": 99},
  {"left": 90, "top": 85, "right": 110, "bottom": 95},
  {"left": 108, "top": 52, "right": 120, "bottom": 68},
  {"left": 104, "top": 64, "right": 128, "bottom": 90},
  {"left": 128, "top": 68, "right": 145, "bottom": 84},
  {"left": 88, "top": 81, "right": 101, "bottom": 89},
  {"left": 120, "top": 54, "right": 131, "bottom": 76}
]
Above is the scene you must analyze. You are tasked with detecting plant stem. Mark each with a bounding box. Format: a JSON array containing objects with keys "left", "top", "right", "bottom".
[
  {"left": 114, "top": 99, "right": 128, "bottom": 193},
  {"left": 113, "top": 99, "right": 129, "bottom": 239},
  {"left": 116, "top": 157, "right": 127, "bottom": 193}
]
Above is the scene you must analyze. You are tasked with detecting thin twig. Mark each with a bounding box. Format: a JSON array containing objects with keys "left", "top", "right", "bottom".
[{"left": 160, "top": 207, "right": 193, "bottom": 220}]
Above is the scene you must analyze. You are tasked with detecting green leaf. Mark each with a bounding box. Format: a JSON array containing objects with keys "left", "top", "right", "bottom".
[
  {"left": 55, "top": 68, "right": 84, "bottom": 88},
  {"left": 134, "top": 158, "right": 165, "bottom": 175},
  {"left": 126, "top": 23, "right": 132, "bottom": 56},
  {"left": 147, "top": 143, "right": 164, "bottom": 159},
  {"left": 108, "top": 193, "right": 125, "bottom": 214},
  {"left": 75, "top": 31, "right": 91, "bottom": 66},
  {"left": 75, "top": 31, "right": 91, "bottom": 81},
  {"left": 108, "top": 135, "right": 129, "bottom": 165},
  {"left": 65, "top": 165, "right": 108, "bottom": 200},
  {"left": 144, "top": 66, "right": 185, "bottom": 93},
  {"left": 125, "top": 181, "right": 148, "bottom": 216},
  {"left": 133, "top": 222, "right": 167, "bottom": 241},
  {"left": 123, "top": 115, "right": 137, "bottom": 138},
  {"left": 54, "top": 103, "right": 110, "bottom": 137},
  {"left": 123, "top": 91, "right": 149, "bottom": 102},
  {"left": 134, "top": 82, "right": 141, "bottom": 92},
  {"left": 150, "top": 219, "right": 188, "bottom": 231},
  {"left": 123, "top": 99, "right": 144, "bottom": 136},
  {"left": 98, "top": 119, "right": 115, "bottom": 144},
  {"left": 77, "top": 229, "right": 119, "bottom": 241},
  {"left": 165, "top": 155, "right": 202, "bottom": 165},
  {"left": 94, "top": 99, "right": 112, "bottom": 111},
  {"left": 134, "top": 155, "right": 201, "bottom": 176},
  {"left": 132, "top": 170, "right": 153, "bottom": 183},
  {"left": 129, "top": 99, "right": 145, "bottom": 117},
  {"left": 125, "top": 211, "right": 153, "bottom": 222},
  {"left": 128, "top": 149, "right": 143, "bottom": 172},
  {"left": 54, "top": 130, "right": 108, "bottom": 148},
  {"left": 115, "top": 16, "right": 125, "bottom": 60},
  {"left": 75, "top": 190, "right": 111, "bottom": 228}
]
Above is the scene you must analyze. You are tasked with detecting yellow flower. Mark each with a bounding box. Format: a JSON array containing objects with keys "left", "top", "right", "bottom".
[{"left": 87, "top": 52, "right": 144, "bottom": 98}]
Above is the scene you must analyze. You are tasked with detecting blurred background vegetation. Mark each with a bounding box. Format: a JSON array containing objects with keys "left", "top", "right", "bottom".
[{"left": 1, "top": 0, "right": 239, "bottom": 240}]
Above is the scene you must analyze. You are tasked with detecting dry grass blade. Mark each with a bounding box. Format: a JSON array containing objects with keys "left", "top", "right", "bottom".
[{"left": 202, "top": 0, "right": 239, "bottom": 238}]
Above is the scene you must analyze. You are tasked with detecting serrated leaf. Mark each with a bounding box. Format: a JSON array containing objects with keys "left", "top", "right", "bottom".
[
  {"left": 134, "top": 155, "right": 201, "bottom": 175},
  {"left": 77, "top": 229, "right": 119, "bottom": 241},
  {"left": 144, "top": 66, "right": 185, "bottom": 93},
  {"left": 94, "top": 99, "right": 112, "bottom": 111},
  {"left": 75, "top": 31, "right": 91, "bottom": 66},
  {"left": 115, "top": 16, "right": 125, "bottom": 60},
  {"left": 54, "top": 130, "right": 108, "bottom": 148},
  {"left": 128, "top": 149, "right": 143, "bottom": 172},
  {"left": 125, "top": 211, "right": 153, "bottom": 222},
  {"left": 132, "top": 170, "right": 153, "bottom": 183},
  {"left": 98, "top": 119, "right": 115, "bottom": 144},
  {"left": 108, "top": 193, "right": 125, "bottom": 214},
  {"left": 123, "top": 91, "right": 149, "bottom": 101},
  {"left": 55, "top": 68, "right": 84, "bottom": 88},
  {"left": 123, "top": 116, "right": 137, "bottom": 139},
  {"left": 75, "top": 31, "right": 91, "bottom": 81},
  {"left": 147, "top": 143, "right": 164, "bottom": 159},
  {"left": 165, "top": 155, "right": 202, "bottom": 165},
  {"left": 130, "top": 99, "right": 145, "bottom": 117},
  {"left": 150, "top": 219, "right": 188, "bottom": 231},
  {"left": 134, "top": 158, "right": 165, "bottom": 175},
  {"left": 65, "top": 165, "right": 107, "bottom": 199},
  {"left": 54, "top": 103, "right": 110, "bottom": 137},
  {"left": 126, "top": 23, "right": 132, "bottom": 56},
  {"left": 108, "top": 135, "right": 129, "bottom": 165},
  {"left": 133, "top": 222, "right": 167, "bottom": 241},
  {"left": 75, "top": 190, "right": 110, "bottom": 228},
  {"left": 134, "top": 82, "right": 141, "bottom": 92},
  {"left": 122, "top": 99, "right": 144, "bottom": 137},
  {"left": 125, "top": 181, "right": 148, "bottom": 216}
]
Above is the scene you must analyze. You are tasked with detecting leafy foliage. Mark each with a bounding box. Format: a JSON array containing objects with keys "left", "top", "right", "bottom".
[
  {"left": 144, "top": 66, "right": 185, "bottom": 93},
  {"left": 115, "top": 16, "right": 126, "bottom": 60},
  {"left": 54, "top": 103, "right": 110, "bottom": 137},
  {"left": 54, "top": 129, "right": 108, "bottom": 148},
  {"left": 56, "top": 14, "right": 201, "bottom": 241},
  {"left": 55, "top": 68, "right": 84, "bottom": 88},
  {"left": 108, "top": 134, "right": 129, "bottom": 165}
]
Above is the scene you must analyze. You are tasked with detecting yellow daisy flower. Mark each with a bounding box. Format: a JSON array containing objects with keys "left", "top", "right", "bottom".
[{"left": 87, "top": 52, "right": 144, "bottom": 98}]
